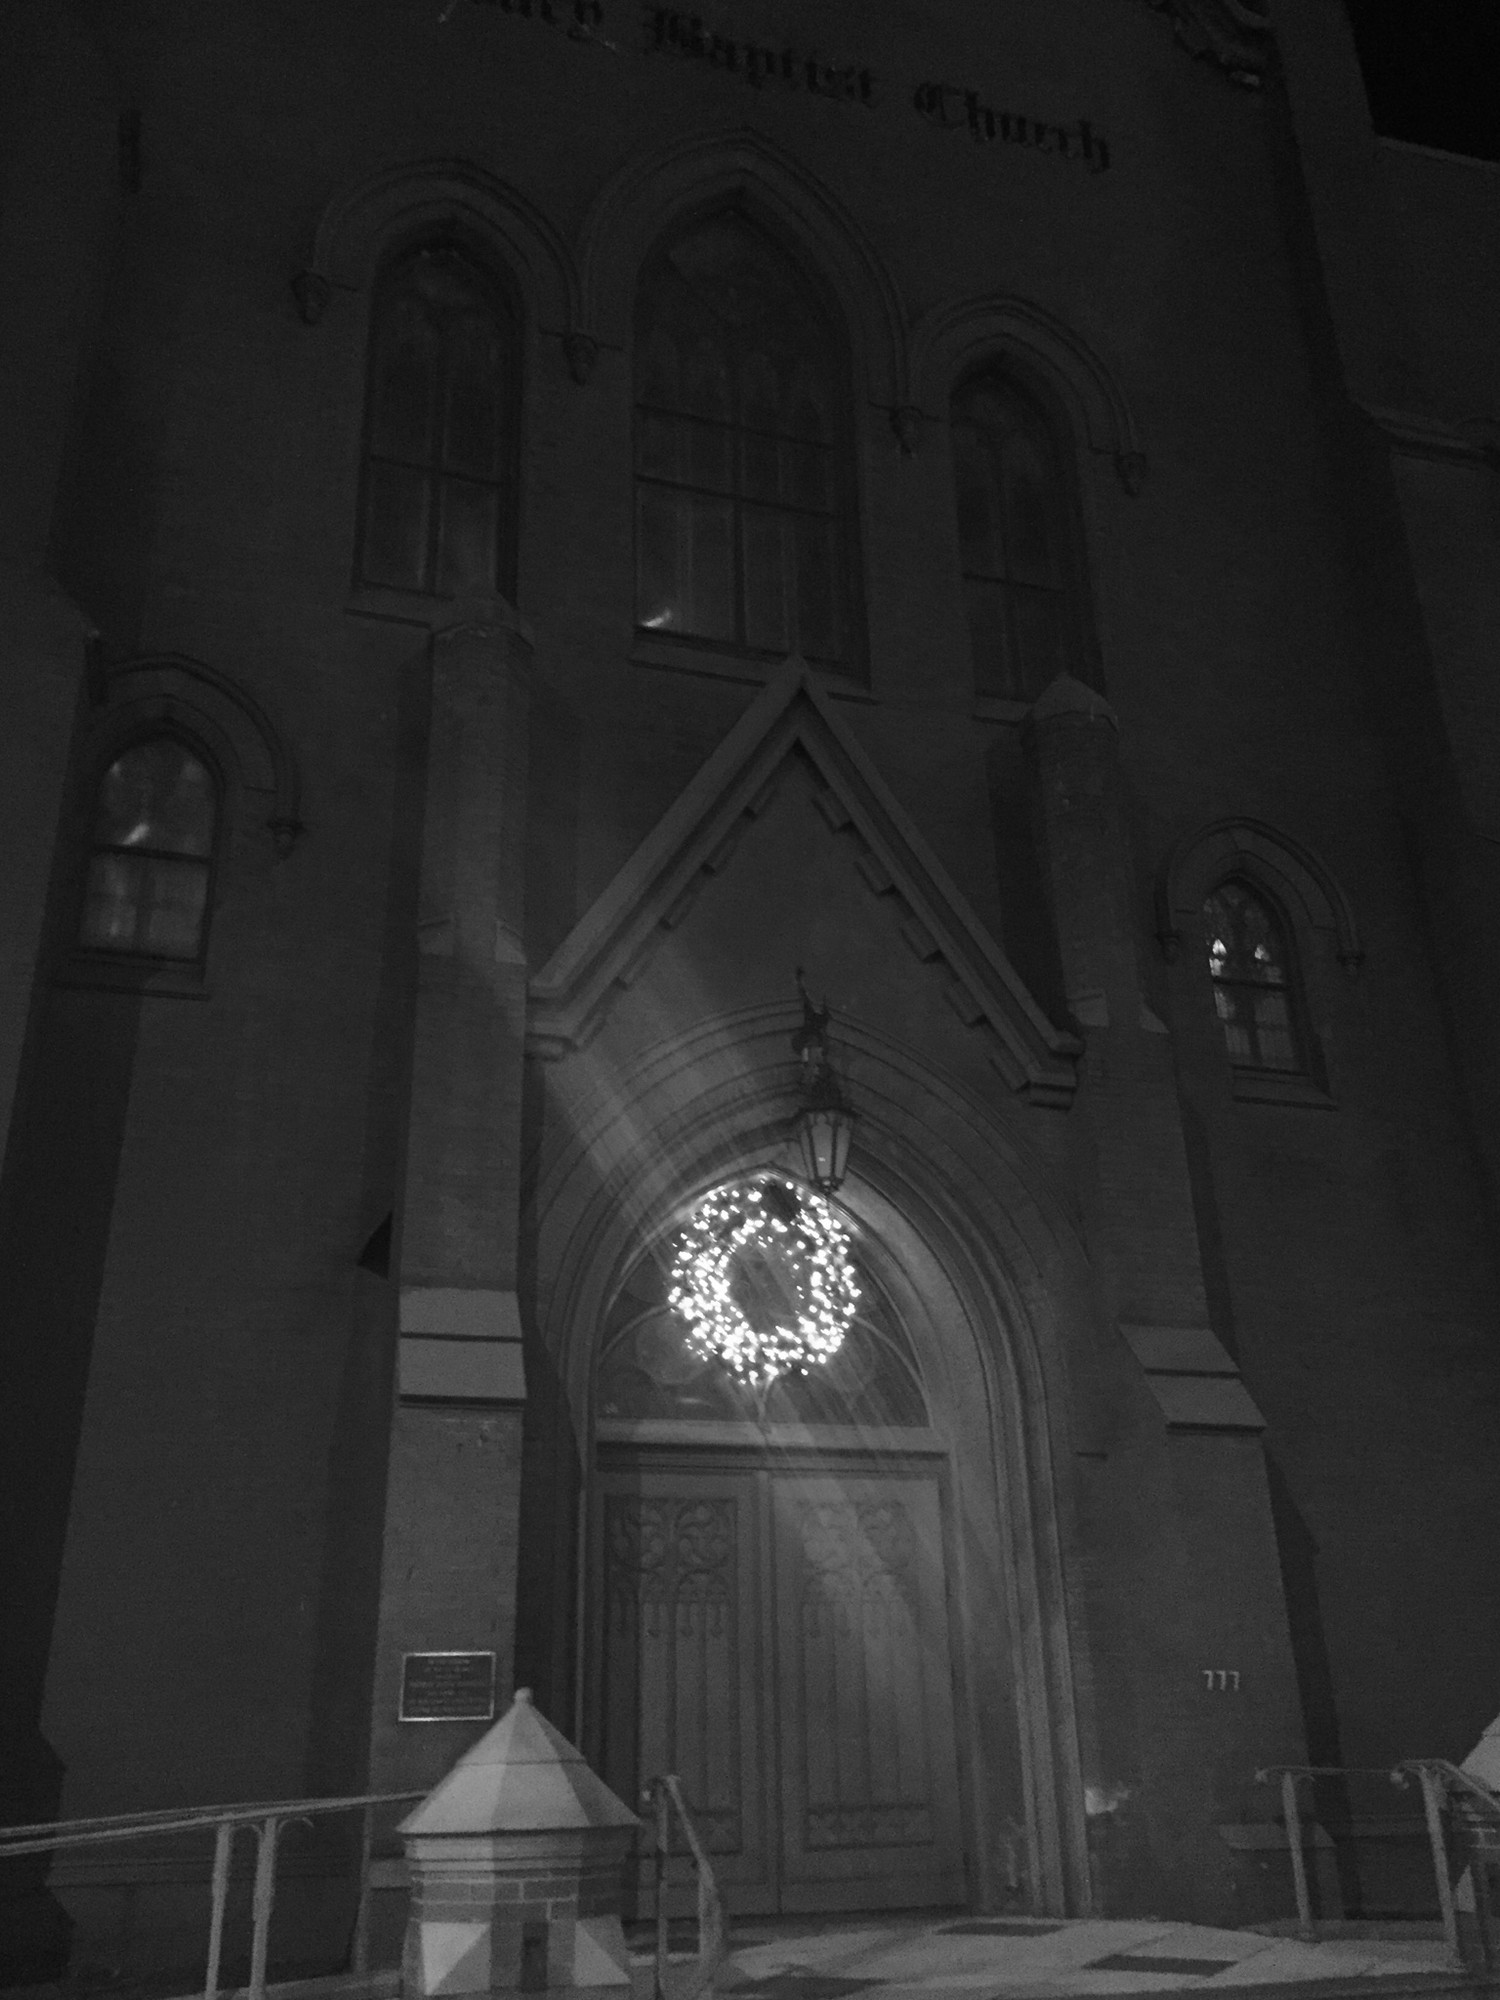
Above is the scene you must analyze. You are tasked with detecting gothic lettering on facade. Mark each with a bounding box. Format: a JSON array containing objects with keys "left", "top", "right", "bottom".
[
  {"left": 468, "top": 0, "right": 606, "bottom": 25},
  {"left": 640, "top": 8, "right": 874, "bottom": 105},
  {"left": 461, "top": 0, "right": 1114, "bottom": 168},
  {"left": 912, "top": 81, "right": 1112, "bottom": 173}
]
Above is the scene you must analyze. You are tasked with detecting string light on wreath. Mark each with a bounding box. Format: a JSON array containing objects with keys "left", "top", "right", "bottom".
[{"left": 667, "top": 1177, "right": 860, "bottom": 1392}]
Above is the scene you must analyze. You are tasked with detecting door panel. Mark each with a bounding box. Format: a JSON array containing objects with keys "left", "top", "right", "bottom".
[
  {"left": 595, "top": 1468, "right": 775, "bottom": 1906},
  {"left": 773, "top": 1475, "right": 965, "bottom": 1907},
  {"left": 593, "top": 1456, "right": 965, "bottom": 1914}
]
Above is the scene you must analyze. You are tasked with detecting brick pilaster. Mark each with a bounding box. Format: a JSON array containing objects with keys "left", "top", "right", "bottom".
[
  {"left": 1027, "top": 672, "right": 1306, "bottom": 1919},
  {"left": 367, "top": 598, "right": 533, "bottom": 1804}
]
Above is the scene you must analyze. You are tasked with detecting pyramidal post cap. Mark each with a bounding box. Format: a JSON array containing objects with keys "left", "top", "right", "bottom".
[
  {"left": 399, "top": 1688, "right": 641, "bottom": 1836},
  {"left": 1461, "top": 1707, "right": 1500, "bottom": 1792}
]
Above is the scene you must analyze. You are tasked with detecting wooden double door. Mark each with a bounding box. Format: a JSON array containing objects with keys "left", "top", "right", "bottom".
[{"left": 590, "top": 1453, "right": 967, "bottom": 1913}]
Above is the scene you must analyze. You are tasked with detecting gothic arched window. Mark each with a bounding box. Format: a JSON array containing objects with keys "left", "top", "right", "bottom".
[
  {"left": 951, "top": 373, "right": 1081, "bottom": 701},
  {"left": 634, "top": 213, "right": 857, "bottom": 670},
  {"left": 78, "top": 737, "right": 218, "bottom": 962},
  {"left": 1203, "top": 881, "right": 1306, "bottom": 1075},
  {"left": 357, "top": 244, "right": 518, "bottom": 598}
]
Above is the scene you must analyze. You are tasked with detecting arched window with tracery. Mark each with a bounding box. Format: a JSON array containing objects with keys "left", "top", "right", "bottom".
[
  {"left": 78, "top": 737, "right": 219, "bottom": 962},
  {"left": 950, "top": 372, "right": 1083, "bottom": 701},
  {"left": 634, "top": 212, "right": 858, "bottom": 671},
  {"left": 357, "top": 243, "right": 518, "bottom": 598},
  {"left": 1202, "top": 880, "right": 1306, "bottom": 1075}
]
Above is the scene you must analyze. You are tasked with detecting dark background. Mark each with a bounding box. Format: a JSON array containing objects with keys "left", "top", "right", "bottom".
[{"left": 1344, "top": 0, "right": 1500, "bottom": 162}]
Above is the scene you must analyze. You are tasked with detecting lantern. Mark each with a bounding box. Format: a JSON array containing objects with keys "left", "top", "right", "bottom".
[{"left": 790, "top": 972, "right": 857, "bottom": 1194}]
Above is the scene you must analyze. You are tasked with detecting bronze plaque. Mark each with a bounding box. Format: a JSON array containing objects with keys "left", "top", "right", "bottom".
[{"left": 399, "top": 1650, "right": 496, "bottom": 1723}]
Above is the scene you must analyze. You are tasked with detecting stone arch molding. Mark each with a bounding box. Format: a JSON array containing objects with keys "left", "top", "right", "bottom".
[
  {"left": 88, "top": 655, "right": 303, "bottom": 855},
  {"left": 297, "top": 157, "right": 580, "bottom": 339},
  {"left": 576, "top": 126, "right": 910, "bottom": 408},
  {"left": 532, "top": 1001, "right": 1093, "bottom": 1917},
  {"left": 910, "top": 295, "right": 1145, "bottom": 490},
  {"left": 1156, "top": 816, "right": 1364, "bottom": 971}
]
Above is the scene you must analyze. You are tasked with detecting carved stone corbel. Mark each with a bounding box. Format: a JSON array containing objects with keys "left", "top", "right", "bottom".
[
  {"left": 266, "top": 815, "right": 308, "bottom": 858},
  {"left": 890, "top": 406, "right": 925, "bottom": 455},
  {"left": 291, "top": 270, "right": 331, "bottom": 326},
  {"left": 1143, "top": 0, "right": 1273, "bottom": 87},
  {"left": 562, "top": 332, "right": 599, "bottom": 385}
]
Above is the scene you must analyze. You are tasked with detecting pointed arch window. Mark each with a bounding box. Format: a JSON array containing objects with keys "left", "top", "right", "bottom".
[
  {"left": 79, "top": 737, "right": 219, "bottom": 963},
  {"left": 951, "top": 373, "right": 1083, "bottom": 701},
  {"left": 634, "top": 213, "right": 858, "bottom": 670},
  {"left": 1203, "top": 881, "right": 1306, "bottom": 1075},
  {"left": 357, "top": 244, "right": 518, "bottom": 598}
]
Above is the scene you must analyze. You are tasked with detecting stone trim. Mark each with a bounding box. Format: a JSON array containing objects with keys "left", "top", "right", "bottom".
[
  {"left": 576, "top": 125, "right": 909, "bottom": 409},
  {"left": 909, "top": 293, "right": 1144, "bottom": 480},
  {"left": 400, "top": 1288, "right": 525, "bottom": 1341},
  {"left": 1156, "top": 816, "right": 1363, "bottom": 973},
  {"left": 398, "top": 1337, "right": 526, "bottom": 1404},
  {"left": 527, "top": 659, "right": 1079, "bottom": 1102},
  {"left": 1119, "top": 1322, "right": 1265, "bottom": 1432},
  {"left": 302, "top": 156, "right": 579, "bottom": 334}
]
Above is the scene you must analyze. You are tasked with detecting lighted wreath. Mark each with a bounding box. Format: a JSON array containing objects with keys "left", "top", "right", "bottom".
[{"left": 666, "top": 1177, "right": 860, "bottom": 1392}]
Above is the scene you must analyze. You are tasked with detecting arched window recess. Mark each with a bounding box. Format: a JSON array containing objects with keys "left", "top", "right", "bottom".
[
  {"left": 632, "top": 210, "right": 863, "bottom": 676},
  {"left": 1202, "top": 879, "right": 1309, "bottom": 1078},
  {"left": 76, "top": 735, "right": 220, "bottom": 970},
  {"left": 60, "top": 654, "right": 302, "bottom": 998},
  {"left": 356, "top": 241, "right": 520, "bottom": 601},
  {"left": 1160, "top": 819, "right": 1358, "bottom": 1108},
  {"left": 949, "top": 368, "right": 1095, "bottom": 707}
]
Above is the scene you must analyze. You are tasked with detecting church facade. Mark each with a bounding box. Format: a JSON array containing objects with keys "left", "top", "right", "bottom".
[{"left": 4, "top": 0, "right": 1500, "bottom": 1976}]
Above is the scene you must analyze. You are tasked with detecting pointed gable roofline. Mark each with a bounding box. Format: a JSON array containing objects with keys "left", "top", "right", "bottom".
[{"left": 527, "top": 662, "right": 1080, "bottom": 1107}]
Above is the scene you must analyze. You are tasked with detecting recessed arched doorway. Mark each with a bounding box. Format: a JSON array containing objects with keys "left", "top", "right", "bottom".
[
  {"left": 584, "top": 1181, "right": 973, "bottom": 1915},
  {"left": 530, "top": 1008, "right": 1093, "bottom": 1920}
]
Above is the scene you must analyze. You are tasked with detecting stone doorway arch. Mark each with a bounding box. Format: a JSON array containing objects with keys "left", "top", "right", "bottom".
[
  {"left": 588, "top": 1187, "right": 964, "bottom": 1915},
  {"left": 519, "top": 1005, "right": 1093, "bottom": 1916}
]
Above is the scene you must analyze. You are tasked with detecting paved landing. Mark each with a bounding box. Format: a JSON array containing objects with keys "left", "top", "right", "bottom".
[{"left": 639, "top": 1914, "right": 1461, "bottom": 1999}]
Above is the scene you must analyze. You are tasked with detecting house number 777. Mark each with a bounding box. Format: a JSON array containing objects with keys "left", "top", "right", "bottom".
[{"left": 1203, "top": 1669, "right": 1241, "bottom": 1691}]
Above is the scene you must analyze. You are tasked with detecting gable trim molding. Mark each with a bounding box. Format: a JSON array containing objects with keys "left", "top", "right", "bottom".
[{"left": 526, "top": 659, "right": 1081, "bottom": 1104}]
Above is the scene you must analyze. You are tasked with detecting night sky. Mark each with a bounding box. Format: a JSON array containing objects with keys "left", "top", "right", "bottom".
[{"left": 1344, "top": 0, "right": 1500, "bottom": 163}]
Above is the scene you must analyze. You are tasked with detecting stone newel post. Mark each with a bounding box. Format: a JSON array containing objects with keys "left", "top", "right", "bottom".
[{"left": 400, "top": 1688, "right": 640, "bottom": 1999}]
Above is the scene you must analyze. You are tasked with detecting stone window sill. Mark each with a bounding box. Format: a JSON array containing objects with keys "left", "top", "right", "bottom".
[
  {"left": 55, "top": 953, "right": 210, "bottom": 999},
  {"left": 1230, "top": 1068, "right": 1335, "bottom": 1109},
  {"left": 344, "top": 584, "right": 456, "bottom": 630},
  {"left": 973, "top": 694, "right": 1031, "bottom": 724}
]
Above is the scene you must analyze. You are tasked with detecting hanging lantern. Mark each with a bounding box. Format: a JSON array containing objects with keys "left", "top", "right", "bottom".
[
  {"left": 790, "top": 971, "right": 857, "bottom": 1195},
  {"left": 792, "top": 1062, "right": 856, "bottom": 1195},
  {"left": 667, "top": 1176, "right": 860, "bottom": 1392}
]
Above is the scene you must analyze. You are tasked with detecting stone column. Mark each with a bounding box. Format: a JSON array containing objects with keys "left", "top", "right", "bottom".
[
  {"left": 367, "top": 597, "right": 534, "bottom": 1812},
  {"left": 1027, "top": 673, "right": 1306, "bottom": 1922}
]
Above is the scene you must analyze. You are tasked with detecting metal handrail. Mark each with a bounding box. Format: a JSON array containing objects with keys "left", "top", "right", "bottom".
[
  {"left": 1251, "top": 1767, "right": 1395, "bottom": 1941},
  {"left": 0, "top": 1788, "right": 425, "bottom": 2000},
  {"left": 643, "top": 1775, "right": 726, "bottom": 2000},
  {"left": 1395, "top": 1760, "right": 1500, "bottom": 1969},
  {"left": 1400, "top": 1760, "right": 1500, "bottom": 1819},
  {"left": 0, "top": 1790, "right": 425, "bottom": 1856},
  {"left": 1253, "top": 1758, "right": 1500, "bottom": 1963}
]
